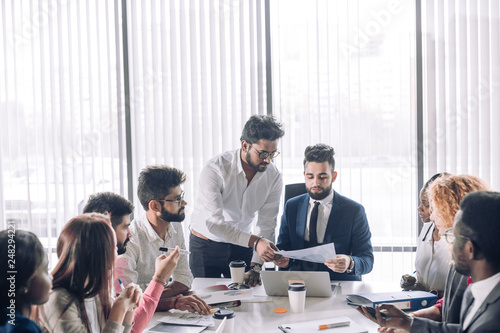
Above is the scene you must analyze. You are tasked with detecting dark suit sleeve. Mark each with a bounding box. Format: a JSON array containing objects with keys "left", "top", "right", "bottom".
[
  {"left": 410, "top": 318, "right": 460, "bottom": 333},
  {"left": 276, "top": 201, "right": 292, "bottom": 251},
  {"left": 350, "top": 206, "right": 374, "bottom": 276}
]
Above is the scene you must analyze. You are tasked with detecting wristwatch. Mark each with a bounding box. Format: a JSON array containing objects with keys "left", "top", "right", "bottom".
[
  {"left": 249, "top": 263, "right": 262, "bottom": 273},
  {"left": 346, "top": 256, "right": 355, "bottom": 274}
]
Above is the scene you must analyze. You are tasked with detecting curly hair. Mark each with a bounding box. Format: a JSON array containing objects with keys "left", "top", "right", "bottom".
[{"left": 428, "top": 174, "right": 489, "bottom": 231}]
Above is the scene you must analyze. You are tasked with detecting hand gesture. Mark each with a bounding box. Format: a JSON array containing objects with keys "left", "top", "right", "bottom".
[
  {"left": 255, "top": 238, "right": 277, "bottom": 262},
  {"left": 244, "top": 269, "right": 261, "bottom": 287},
  {"left": 174, "top": 295, "right": 211, "bottom": 315},
  {"left": 154, "top": 246, "right": 180, "bottom": 282},
  {"left": 116, "top": 283, "right": 143, "bottom": 312},
  {"left": 324, "top": 254, "right": 350, "bottom": 273},
  {"left": 357, "top": 304, "right": 412, "bottom": 332}
]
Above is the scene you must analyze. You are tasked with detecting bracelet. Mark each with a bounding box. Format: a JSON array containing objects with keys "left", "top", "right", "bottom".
[
  {"left": 152, "top": 276, "right": 167, "bottom": 286},
  {"left": 253, "top": 236, "right": 262, "bottom": 251},
  {"left": 173, "top": 294, "right": 181, "bottom": 309}
]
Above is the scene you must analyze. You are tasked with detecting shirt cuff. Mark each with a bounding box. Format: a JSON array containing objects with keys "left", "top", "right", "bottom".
[{"left": 145, "top": 280, "right": 165, "bottom": 301}]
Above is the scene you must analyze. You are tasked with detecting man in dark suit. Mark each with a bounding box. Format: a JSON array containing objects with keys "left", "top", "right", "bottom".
[
  {"left": 359, "top": 190, "right": 500, "bottom": 332},
  {"left": 274, "top": 144, "right": 374, "bottom": 281}
]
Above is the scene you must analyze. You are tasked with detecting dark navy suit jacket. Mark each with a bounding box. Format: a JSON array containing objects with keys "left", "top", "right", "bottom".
[{"left": 276, "top": 191, "right": 374, "bottom": 281}]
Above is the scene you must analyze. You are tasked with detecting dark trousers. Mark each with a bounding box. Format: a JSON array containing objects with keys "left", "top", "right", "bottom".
[{"left": 189, "top": 233, "right": 253, "bottom": 278}]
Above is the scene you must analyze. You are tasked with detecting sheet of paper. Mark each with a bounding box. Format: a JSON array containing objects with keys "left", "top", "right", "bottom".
[
  {"left": 148, "top": 323, "right": 206, "bottom": 333},
  {"left": 157, "top": 311, "right": 213, "bottom": 327},
  {"left": 275, "top": 243, "right": 336, "bottom": 263},
  {"left": 196, "top": 288, "right": 253, "bottom": 305}
]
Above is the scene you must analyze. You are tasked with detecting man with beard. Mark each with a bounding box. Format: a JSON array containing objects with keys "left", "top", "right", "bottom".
[
  {"left": 83, "top": 192, "right": 134, "bottom": 255},
  {"left": 189, "top": 115, "right": 285, "bottom": 286},
  {"left": 358, "top": 190, "right": 500, "bottom": 332},
  {"left": 116, "top": 166, "right": 211, "bottom": 314},
  {"left": 83, "top": 192, "right": 182, "bottom": 332},
  {"left": 274, "top": 144, "right": 374, "bottom": 281}
]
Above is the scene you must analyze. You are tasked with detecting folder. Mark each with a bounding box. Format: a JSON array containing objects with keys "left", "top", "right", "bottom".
[{"left": 345, "top": 291, "right": 438, "bottom": 311}]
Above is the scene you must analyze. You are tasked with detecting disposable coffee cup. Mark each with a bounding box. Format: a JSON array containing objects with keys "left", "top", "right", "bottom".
[
  {"left": 288, "top": 282, "right": 307, "bottom": 313},
  {"left": 213, "top": 309, "right": 235, "bottom": 333},
  {"left": 229, "top": 260, "right": 246, "bottom": 284}
]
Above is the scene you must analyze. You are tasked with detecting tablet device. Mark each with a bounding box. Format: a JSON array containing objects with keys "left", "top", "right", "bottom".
[{"left": 260, "top": 271, "right": 334, "bottom": 297}]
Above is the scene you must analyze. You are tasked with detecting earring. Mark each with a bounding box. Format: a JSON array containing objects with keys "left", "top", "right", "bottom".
[{"left": 22, "top": 287, "right": 29, "bottom": 294}]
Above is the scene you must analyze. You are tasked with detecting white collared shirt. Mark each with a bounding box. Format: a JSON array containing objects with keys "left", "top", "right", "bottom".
[
  {"left": 305, "top": 191, "right": 334, "bottom": 243},
  {"left": 463, "top": 271, "right": 500, "bottom": 329},
  {"left": 414, "top": 222, "right": 451, "bottom": 291},
  {"left": 115, "top": 213, "right": 193, "bottom": 292},
  {"left": 190, "top": 148, "right": 283, "bottom": 263}
]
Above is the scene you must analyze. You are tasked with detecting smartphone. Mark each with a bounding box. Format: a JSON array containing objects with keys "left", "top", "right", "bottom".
[{"left": 365, "top": 306, "right": 389, "bottom": 319}]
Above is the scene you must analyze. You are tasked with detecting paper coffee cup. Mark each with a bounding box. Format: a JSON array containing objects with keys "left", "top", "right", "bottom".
[
  {"left": 288, "top": 282, "right": 306, "bottom": 313},
  {"left": 229, "top": 260, "right": 246, "bottom": 284},
  {"left": 213, "top": 309, "right": 235, "bottom": 333}
]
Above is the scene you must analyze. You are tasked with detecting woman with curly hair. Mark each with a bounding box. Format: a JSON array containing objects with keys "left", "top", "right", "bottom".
[{"left": 428, "top": 175, "right": 489, "bottom": 235}]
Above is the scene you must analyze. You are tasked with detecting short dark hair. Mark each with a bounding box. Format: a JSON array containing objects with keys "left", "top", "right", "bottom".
[
  {"left": 137, "top": 165, "right": 187, "bottom": 211},
  {"left": 83, "top": 192, "right": 134, "bottom": 229},
  {"left": 239, "top": 114, "right": 285, "bottom": 144},
  {"left": 459, "top": 190, "right": 500, "bottom": 272},
  {"left": 303, "top": 144, "right": 335, "bottom": 173}
]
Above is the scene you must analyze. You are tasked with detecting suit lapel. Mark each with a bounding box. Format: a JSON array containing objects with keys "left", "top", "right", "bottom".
[
  {"left": 323, "top": 191, "right": 343, "bottom": 244},
  {"left": 462, "top": 280, "right": 500, "bottom": 330},
  {"left": 295, "top": 195, "right": 309, "bottom": 249}
]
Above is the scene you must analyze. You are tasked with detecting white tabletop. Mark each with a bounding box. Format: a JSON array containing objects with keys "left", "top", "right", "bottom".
[{"left": 145, "top": 278, "right": 399, "bottom": 332}]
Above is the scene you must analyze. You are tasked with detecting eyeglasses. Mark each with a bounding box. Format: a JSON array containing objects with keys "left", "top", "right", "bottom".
[
  {"left": 156, "top": 191, "right": 185, "bottom": 207},
  {"left": 252, "top": 146, "right": 280, "bottom": 160},
  {"left": 444, "top": 227, "right": 469, "bottom": 244}
]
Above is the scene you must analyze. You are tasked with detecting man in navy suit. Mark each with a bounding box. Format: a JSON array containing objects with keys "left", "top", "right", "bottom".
[{"left": 274, "top": 144, "right": 374, "bottom": 281}]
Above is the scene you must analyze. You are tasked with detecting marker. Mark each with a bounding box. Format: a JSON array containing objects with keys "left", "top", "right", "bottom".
[
  {"left": 159, "top": 247, "right": 190, "bottom": 255},
  {"left": 118, "top": 278, "right": 125, "bottom": 291},
  {"left": 318, "top": 321, "right": 350, "bottom": 330}
]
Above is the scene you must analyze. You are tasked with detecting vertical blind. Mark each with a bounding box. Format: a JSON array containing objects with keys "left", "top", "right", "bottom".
[
  {"left": 124, "top": 0, "right": 267, "bottom": 219},
  {"left": 1, "top": 0, "right": 499, "bottom": 279},
  {"left": 422, "top": 0, "right": 500, "bottom": 190},
  {"left": 0, "top": 0, "right": 127, "bottom": 265},
  {"left": 271, "top": 0, "right": 418, "bottom": 282}
]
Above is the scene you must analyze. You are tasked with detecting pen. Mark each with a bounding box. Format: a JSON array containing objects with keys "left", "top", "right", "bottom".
[
  {"left": 159, "top": 247, "right": 190, "bottom": 255},
  {"left": 118, "top": 278, "right": 125, "bottom": 291},
  {"left": 318, "top": 321, "right": 350, "bottom": 330}
]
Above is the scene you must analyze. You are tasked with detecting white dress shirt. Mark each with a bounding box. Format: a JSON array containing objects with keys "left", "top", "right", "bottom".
[
  {"left": 463, "top": 271, "right": 500, "bottom": 329},
  {"left": 414, "top": 222, "right": 451, "bottom": 291},
  {"left": 304, "top": 191, "right": 334, "bottom": 244},
  {"left": 115, "top": 213, "right": 193, "bottom": 292},
  {"left": 190, "top": 149, "right": 283, "bottom": 263}
]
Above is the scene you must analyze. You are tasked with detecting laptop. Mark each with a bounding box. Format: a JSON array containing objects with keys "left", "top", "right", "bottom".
[{"left": 260, "top": 271, "right": 335, "bottom": 297}]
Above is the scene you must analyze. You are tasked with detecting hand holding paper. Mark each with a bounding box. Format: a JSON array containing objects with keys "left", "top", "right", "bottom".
[{"left": 274, "top": 243, "right": 336, "bottom": 264}]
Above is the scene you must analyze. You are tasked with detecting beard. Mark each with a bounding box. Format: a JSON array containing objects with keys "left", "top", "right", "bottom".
[
  {"left": 307, "top": 183, "right": 333, "bottom": 200},
  {"left": 117, "top": 238, "right": 130, "bottom": 255},
  {"left": 246, "top": 151, "right": 269, "bottom": 172},
  {"left": 160, "top": 206, "right": 186, "bottom": 223}
]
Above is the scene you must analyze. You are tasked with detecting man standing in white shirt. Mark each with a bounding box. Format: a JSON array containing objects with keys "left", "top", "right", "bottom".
[
  {"left": 189, "top": 115, "right": 285, "bottom": 286},
  {"left": 116, "top": 166, "right": 211, "bottom": 314},
  {"left": 358, "top": 190, "right": 500, "bottom": 333}
]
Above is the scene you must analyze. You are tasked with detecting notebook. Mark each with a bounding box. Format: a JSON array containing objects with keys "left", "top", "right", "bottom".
[{"left": 260, "top": 271, "right": 335, "bottom": 297}]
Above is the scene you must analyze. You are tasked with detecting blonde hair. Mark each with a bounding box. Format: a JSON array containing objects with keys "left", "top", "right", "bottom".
[{"left": 428, "top": 174, "right": 489, "bottom": 230}]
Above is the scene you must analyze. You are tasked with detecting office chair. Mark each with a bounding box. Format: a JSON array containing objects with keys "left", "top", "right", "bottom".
[{"left": 284, "top": 183, "right": 307, "bottom": 205}]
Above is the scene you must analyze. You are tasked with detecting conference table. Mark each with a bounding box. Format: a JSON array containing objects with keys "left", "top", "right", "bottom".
[{"left": 145, "top": 277, "right": 402, "bottom": 332}]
